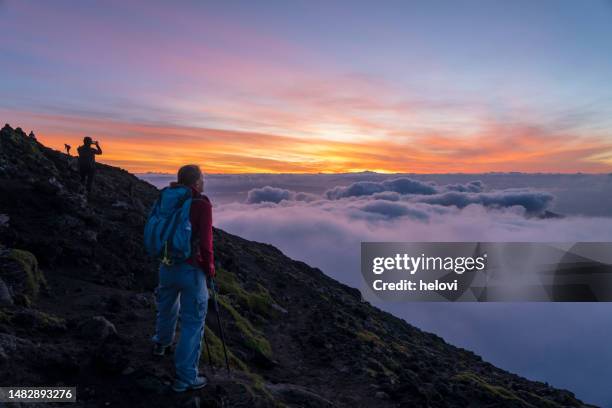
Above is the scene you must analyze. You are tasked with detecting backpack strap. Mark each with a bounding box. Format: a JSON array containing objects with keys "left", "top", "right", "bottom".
[{"left": 189, "top": 197, "right": 206, "bottom": 263}]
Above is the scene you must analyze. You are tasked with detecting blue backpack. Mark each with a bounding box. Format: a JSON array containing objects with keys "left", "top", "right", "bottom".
[{"left": 144, "top": 185, "right": 194, "bottom": 265}]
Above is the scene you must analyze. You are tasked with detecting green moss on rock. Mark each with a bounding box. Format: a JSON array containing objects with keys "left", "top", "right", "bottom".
[
  {"left": 452, "top": 372, "right": 536, "bottom": 407},
  {"left": 203, "top": 325, "right": 248, "bottom": 372},
  {"left": 356, "top": 329, "right": 383, "bottom": 346},
  {"left": 218, "top": 295, "right": 273, "bottom": 359},
  {"left": 202, "top": 328, "right": 281, "bottom": 406},
  {"left": 36, "top": 310, "right": 67, "bottom": 331},
  {"left": 8, "top": 249, "right": 46, "bottom": 299},
  {"left": 216, "top": 269, "right": 275, "bottom": 318}
]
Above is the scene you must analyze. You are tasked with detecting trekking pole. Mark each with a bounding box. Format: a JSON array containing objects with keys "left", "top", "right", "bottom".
[
  {"left": 210, "top": 278, "right": 231, "bottom": 376},
  {"left": 203, "top": 328, "right": 215, "bottom": 374}
]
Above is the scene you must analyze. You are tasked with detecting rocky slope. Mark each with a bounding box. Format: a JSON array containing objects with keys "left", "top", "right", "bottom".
[{"left": 0, "top": 124, "right": 596, "bottom": 407}]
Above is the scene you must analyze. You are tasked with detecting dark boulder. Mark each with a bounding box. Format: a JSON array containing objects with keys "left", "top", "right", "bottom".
[{"left": 79, "top": 315, "right": 117, "bottom": 341}]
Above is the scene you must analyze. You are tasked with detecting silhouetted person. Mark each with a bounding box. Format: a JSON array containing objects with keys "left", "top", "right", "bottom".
[
  {"left": 77, "top": 136, "right": 102, "bottom": 193},
  {"left": 64, "top": 144, "right": 71, "bottom": 155},
  {"left": 28, "top": 131, "right": 36, "bottom": 140}
]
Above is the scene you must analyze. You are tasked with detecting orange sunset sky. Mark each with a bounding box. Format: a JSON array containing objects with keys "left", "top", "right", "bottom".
[{"left": 2, "top": 1, "right": 612, "bottom": 174}]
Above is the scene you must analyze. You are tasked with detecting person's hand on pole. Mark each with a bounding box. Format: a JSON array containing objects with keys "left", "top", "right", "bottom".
[{"left": 207, "top": 262, "right": 216, "bottom": 279}]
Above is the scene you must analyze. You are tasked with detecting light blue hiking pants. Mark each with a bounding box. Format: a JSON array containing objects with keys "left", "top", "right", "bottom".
[{"left": 152, "top": 262, "right": 209, "bottom": 384}]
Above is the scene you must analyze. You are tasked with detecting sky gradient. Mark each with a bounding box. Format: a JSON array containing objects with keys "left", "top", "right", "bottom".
[{"left": 2, "top": 0, "right": 612, "bottom": 173}]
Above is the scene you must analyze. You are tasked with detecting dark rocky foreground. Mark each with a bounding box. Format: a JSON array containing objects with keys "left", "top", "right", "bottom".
[{"left": 0, "top": 124, "right": 597, "bottom": 407}]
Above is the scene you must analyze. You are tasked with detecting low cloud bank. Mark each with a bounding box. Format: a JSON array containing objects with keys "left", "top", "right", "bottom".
[
  {"left": 324, "top": 178, "right": 485, "bottom": 199},
  {"left": 412, "top": 190, "right": 554, "bottom": 214},
  {"left": 245, "top": 177, "right": 553, "bottom": 216},
  {"left": 246, "top": 186, "right": 318, "bottom": 204}
]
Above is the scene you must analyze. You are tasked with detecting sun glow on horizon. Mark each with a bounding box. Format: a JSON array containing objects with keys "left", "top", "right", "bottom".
[{"left": 12, "top": 110, "right": 612, "bottom": 175}]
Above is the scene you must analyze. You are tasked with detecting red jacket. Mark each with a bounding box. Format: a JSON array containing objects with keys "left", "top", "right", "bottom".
[{"left": 185, "top": 186, "right": 215, "bottom": 277}]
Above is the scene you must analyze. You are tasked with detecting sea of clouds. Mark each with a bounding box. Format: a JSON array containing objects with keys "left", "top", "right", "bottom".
[{"left": 141, "top": 172, "right": 612, "bottom": 407}]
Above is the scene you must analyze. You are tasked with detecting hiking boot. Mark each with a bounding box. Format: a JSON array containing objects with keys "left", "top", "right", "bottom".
[
  {"left": 172, "top": 376, "right": 208, "bottom": 392},
  {"left": 152, "top": 343, "right": 168, "bottom": 356}
]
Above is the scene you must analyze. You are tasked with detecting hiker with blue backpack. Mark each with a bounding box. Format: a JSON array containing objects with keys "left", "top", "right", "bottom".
[{"left": 144, "top": 164, "right": 215, "bottom": 392}]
